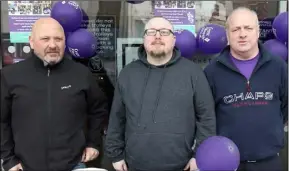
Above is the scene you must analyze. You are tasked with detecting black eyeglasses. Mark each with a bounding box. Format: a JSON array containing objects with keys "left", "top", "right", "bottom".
[{"left": 144, "top": 29, "right": 174, "bottom": 36}]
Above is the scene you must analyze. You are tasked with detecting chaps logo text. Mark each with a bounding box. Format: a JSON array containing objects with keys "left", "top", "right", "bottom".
[{"left": 223, "top": 92, "right": 273, "bottom": 104}]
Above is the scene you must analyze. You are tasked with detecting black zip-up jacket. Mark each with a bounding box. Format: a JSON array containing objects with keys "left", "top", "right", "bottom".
[{"left": 1, "top": 54, "right": 108, "bottom": 171}]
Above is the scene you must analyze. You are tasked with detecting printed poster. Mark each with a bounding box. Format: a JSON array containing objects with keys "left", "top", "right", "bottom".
[
  {"left": 8, "top": 1, "right": 52, "bottom": 43},
  {"left": 154, "top": 1, "right": 196, "bottom": 35},
  {"left": 80, "top": 14, "right": 117, "bottom": 84},
  {"left": 81, "top": 15, "right": 116, "bottom": 59}
]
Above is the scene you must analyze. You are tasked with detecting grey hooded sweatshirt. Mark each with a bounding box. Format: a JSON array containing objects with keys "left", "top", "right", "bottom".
[{"left": 105, "top": 45, "right": 216, "bottom": 171}]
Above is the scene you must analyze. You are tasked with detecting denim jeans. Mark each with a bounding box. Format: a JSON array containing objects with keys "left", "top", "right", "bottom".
[{"left": 72, "top": 162, "right": 86, "bottom": 170}]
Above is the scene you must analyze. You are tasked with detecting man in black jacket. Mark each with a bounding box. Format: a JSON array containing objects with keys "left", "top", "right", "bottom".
[{"left": 1, "top": 17, "right": 109, "bottom": 171}]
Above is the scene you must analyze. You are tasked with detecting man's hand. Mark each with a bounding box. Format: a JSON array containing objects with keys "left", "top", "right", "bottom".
[
  {"left": 9, "top": 163, "right": 23, "bottom": 171},
  {"left": 112, "top": 159, "right": 128, "bottom": 171},
  {"left": 184, "top": 158, "right": 198, "bottom": 171},
  {"left": 81, "top": 147, "right": 99, "bottom": 162}
]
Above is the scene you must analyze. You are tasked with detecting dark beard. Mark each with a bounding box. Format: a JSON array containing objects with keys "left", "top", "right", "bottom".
[{"left": 149, "top": 51, "right": 166, "bottom": 59}]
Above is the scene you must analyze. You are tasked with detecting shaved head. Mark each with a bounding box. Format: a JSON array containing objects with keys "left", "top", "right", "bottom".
[
  {"left": 29, "top": 17, "right": 66, "bottom": 66},
  {"left": 144, "top": 16, "right": 174, "bottom": 31},
  {"left": 31, "top": 17, "right": 65, "bottom": 39}
]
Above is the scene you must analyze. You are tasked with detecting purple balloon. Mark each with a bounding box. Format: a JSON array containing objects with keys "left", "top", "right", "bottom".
[
  {"left": 175, "top": 29, "right": 197, "bottom": 59},
  {"left": 51, "top": 1, "right": 82, "bottom": 32},
  {"left": 263, "top": 39, "right": 288, "bottom": 61},
  {"left": 272, "top": 12, "right": 288, "bottom": 44},
  {"left": 196, "top": 136, "right": 240, "bottom": 171},
  {"left": 67, "top": 29, "right": 98, "bottom": 58},
  {"left": 197, "top": 24, "right": 228, "bottom": 54}
]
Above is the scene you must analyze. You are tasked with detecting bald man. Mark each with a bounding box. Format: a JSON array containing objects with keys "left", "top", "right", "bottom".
[
  {"left": 204, "top": 7, "right": 288, "bottom": 171},
  {"left": 104, "top": 16, "right": 216, "bottom": 171},
  {"left": 1, "top": 17, "right": 109, "bottom": 171}
]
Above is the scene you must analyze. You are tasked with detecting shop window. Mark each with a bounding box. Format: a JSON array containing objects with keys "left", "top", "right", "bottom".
[{"left": 0, "top": 1, "right": 285, "bottom": 83}]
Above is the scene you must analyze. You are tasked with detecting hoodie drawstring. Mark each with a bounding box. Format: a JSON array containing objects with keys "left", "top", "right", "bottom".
[
  {"left": 151, "top": 67, "right": 167, "bottom": 123},
  {"left": 136, "top": 65, "right": 168, "bottom": 126},
  {"left": 136, "top": 66, "right": 151, "bottom": 126}
]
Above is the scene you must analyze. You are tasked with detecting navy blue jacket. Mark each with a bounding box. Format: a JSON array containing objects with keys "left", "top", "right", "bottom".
[{"left": 204, "top": 42, "right": 288, "bottom": 161}]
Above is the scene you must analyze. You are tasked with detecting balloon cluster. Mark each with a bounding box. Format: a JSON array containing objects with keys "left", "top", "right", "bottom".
[
  {"left": 50, "top": 1, "right": 98, "bottom": 59},
  {"left": 263, "top": 12, "right": 288, "bottom": 61},
  {"left": 174, "top": 24, "right": 228, "bottom": 59}
]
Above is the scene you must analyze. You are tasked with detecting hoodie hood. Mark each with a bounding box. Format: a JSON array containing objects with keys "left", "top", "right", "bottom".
[{"left": 137, "top": 45, "right": 182, "bottom": 68}]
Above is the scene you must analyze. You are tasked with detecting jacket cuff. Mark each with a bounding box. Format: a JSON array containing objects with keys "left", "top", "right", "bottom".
[
  {"left": 86, "top": 142, "right": 101, "bottom": 152},
  {"left": 3, "top": 157, "right": 20, "bottom": 171},
  {"left": 110, "top": 153, "right": 125, "bottom": 163},
  {"left": 191, "top": 149, "right": 196, "bottom": 158}
]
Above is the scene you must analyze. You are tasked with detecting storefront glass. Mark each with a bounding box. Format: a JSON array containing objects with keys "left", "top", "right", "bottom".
[
  {"left": 1, "top": 1, "right": 286, "bottom": 82},
  {"left": 1, "top": 1, "right": 288, "bottom": 171}
]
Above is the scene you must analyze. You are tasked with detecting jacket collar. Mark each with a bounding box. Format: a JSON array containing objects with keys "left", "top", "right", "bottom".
[
  {"left": 216, "top": 41, "right": 272, "bottom": 72},
  {"left": 32, "top": 52, "right": 68, "bottom": 73}
]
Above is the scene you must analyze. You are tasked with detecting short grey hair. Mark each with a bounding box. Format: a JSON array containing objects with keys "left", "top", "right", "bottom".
[{"left": 225, "top": 7, "right": 259, "bottom": 30}]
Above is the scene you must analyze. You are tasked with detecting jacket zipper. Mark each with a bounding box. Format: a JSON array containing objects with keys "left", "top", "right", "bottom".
[
  {"left": 217, "top": 60, "right": 253, "bottom": 92},
  {"left": 246, "top": 80, "right": 251, "bottom": 92},
  {"left": 47, "top": 68, "right": 51, "bottom": 170}
]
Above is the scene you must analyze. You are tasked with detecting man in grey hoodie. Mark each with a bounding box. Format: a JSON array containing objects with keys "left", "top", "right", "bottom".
[{"left": 105, "top": 16, "right": 216, "bottom": 171}]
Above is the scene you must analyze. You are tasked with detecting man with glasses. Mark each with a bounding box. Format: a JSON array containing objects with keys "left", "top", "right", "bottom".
[{"left": 105, "top": 16, "right": 216, "bottom": 171}]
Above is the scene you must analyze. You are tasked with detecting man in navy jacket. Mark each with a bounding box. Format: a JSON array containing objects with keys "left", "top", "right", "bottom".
[{"left": 204, "top": 7, "right": 288, "bottom": 171}]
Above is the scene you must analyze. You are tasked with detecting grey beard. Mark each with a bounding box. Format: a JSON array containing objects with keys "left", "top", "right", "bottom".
[
  {"left": 42, "top": 56, "right": 61, "bottom": 67},
  {"left": 43, "top": 60, "right": 58, "bottom": 67}
]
